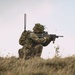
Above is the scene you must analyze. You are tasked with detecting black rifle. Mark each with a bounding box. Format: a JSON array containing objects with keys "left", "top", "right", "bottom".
[
  {"left": 48, "top": 34, "right": 63, "bottom": 43},
  {"left": 36, "top": 31, "right": 63, "bottom": 46}
]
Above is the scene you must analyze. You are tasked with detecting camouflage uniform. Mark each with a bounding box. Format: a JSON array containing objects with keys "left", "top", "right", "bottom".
[{"left": 18, "top": 23, "right": 48, "bottom": 59}]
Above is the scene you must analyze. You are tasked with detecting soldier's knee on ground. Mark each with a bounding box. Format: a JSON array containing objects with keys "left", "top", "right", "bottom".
[{"left": 34, "top": 44, "right": 43, "bottom": 57}]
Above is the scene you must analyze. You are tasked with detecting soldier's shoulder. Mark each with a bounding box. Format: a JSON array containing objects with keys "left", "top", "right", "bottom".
[
  {"left": 29, "top": 32, "right": 36, "bottom": 36},
  {"left": 22, "top": 30, "right": 32, "bottom": 35},
  {"left": 29, "top": 32, "right": 37, "bottom": 37}
]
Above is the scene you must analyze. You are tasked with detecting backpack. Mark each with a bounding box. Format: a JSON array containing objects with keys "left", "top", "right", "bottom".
[{"left": 19, "top": 30, "right": 31, "bottom": 46}]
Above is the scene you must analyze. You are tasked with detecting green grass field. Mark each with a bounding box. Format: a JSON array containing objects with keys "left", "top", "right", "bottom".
[{"left": 0, "top": 56, "right": 75, "bottom": 75}]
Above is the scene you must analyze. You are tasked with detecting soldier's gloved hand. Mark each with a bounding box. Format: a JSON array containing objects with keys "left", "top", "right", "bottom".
[
  {"left": 43, "top": 37, "right": 47, "bottom": 43},
  {"left": 44, "top": 37, "right": 47, "bottom": 40}
]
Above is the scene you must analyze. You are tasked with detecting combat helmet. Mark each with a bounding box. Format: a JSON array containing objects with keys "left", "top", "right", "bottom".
[{"left": 33, "top": 23, "right": 45, "bottom": 32}]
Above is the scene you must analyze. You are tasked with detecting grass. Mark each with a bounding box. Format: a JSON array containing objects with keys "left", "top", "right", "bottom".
[{"left": 0, "top": 56, "right": 75, "bottom": 75}]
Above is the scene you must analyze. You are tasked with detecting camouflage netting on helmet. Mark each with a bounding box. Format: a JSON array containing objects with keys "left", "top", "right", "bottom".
[{"left": 33, "top": 23, "right": 45, "bottom": 32}]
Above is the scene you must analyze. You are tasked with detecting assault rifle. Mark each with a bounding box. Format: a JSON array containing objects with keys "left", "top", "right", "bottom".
[
  {"left": 48, "top": 34, "right": 63, "bottom": 43},
  {"left": 37, "top": 31, "right": 63, "bottom": 46}
]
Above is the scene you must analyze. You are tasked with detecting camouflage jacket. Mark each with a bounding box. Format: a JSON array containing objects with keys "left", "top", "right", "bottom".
[{"left": 19, "top": 31, "right": 46, "bottom": 48}]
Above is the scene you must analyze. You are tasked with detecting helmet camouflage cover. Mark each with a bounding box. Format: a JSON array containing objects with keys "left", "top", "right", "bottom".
[{"left": 33, "top": 23, "right": 45, "bottom": 32}]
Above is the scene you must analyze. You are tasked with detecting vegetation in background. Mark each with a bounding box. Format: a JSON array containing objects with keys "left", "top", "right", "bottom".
[
  {"left": 54, "top": 45, "right": 60, "bottom": 57},
  {"left": 0, "top": 56, "right": 75, "bottom": 75}
]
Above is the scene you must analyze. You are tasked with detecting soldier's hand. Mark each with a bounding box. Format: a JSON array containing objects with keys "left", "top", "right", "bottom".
[
  {"left": 43, "top": 37, "right": 47, "bottom": 43},
  {"left": 44, "top": 37, "right": 47, "bottom": 40}
]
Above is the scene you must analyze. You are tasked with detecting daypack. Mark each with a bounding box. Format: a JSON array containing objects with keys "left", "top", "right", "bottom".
[{"left": 19, "top": 30, "right": 31, "bottom": 46}]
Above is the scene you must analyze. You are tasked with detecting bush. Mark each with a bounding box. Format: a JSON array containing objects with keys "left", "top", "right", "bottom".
[{"left": 0, "top": 56, "right": 75, "bottom": 75}]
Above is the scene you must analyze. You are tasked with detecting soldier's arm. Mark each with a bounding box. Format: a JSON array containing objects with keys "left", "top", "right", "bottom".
[{"left": 29, "top": 33, "right": 46, "bottom": 44}]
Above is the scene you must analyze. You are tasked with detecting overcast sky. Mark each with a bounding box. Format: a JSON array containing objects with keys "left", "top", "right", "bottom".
[{"left": 0, "top": 0, "right": 75, "bottom": 58}]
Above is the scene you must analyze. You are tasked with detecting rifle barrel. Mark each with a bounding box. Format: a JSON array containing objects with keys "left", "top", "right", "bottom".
[{"left": 58, "top": 36, "right": 63, "bottom": 37}]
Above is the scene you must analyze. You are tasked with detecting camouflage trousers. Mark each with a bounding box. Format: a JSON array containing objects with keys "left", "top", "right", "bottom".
[{"left": 18, "top": 44, "right": 43, "bottom": 59}]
